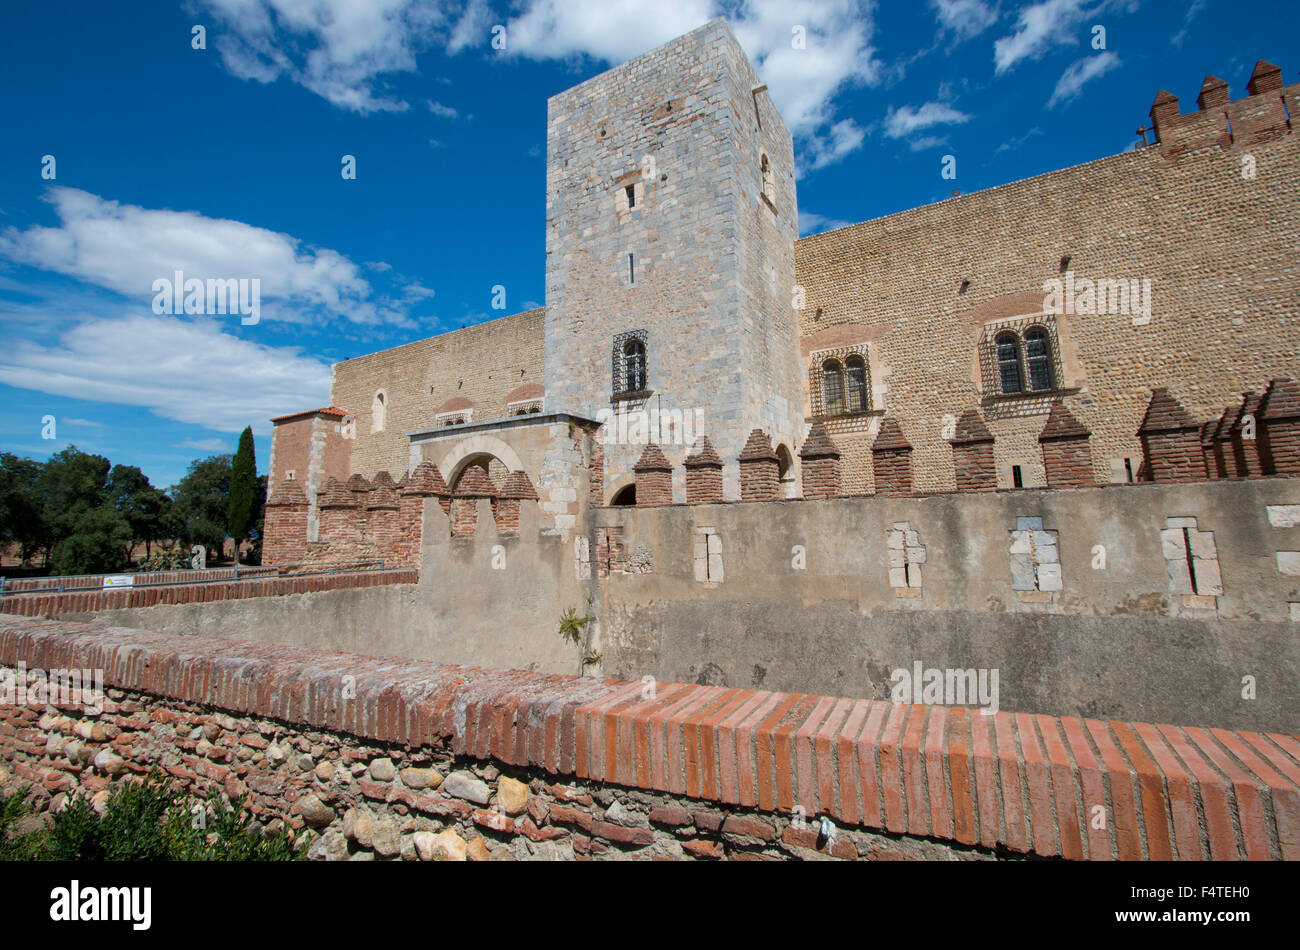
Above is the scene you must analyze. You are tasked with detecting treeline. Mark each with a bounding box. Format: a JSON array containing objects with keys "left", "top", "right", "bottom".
[{"left": 0, "top": 427, "right": 265, "bottom": 576}]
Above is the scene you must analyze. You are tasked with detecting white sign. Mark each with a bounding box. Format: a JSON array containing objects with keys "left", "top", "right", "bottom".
[{"left": 102, "top": 575, "right": 134, "bottom": 589}]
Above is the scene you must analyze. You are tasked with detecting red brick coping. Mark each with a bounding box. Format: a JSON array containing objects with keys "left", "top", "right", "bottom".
[
  {"left": 0, "top": 569, "right": 418, "bottom": 617},
  {"left": 0, "top": 616, "right": 1295, "bottom": 861}
]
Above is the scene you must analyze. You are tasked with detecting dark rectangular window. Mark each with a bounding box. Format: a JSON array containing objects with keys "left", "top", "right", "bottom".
[
  {"left": 628, "top": 253, "right": 635, "bottom": 284},
  {"left": 1012, "top": 465, "right": 1023, "bottom": 489},
  {"left": 625, "top": 184, "right": 636, "bottom": 208}
]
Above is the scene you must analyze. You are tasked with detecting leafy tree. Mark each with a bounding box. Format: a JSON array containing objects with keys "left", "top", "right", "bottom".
[
  {"left": 39, "top": 447, "right": 132, "bottom": 574},
  {"left": 0, "top": 453, "right": 46, "bottom": 565},
  {"left": 227, "top": 427, "right": 257, "bottom": 563},
  {"left": 170, "top": 454, "right": 232, "bottom": 561},
  {"left": 108, "top": 464, "right": 170, "bottom": 563}
]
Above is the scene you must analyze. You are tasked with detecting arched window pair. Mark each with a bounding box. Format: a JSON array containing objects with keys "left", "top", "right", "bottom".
[
  {"left": 994, "top": 326, "right": 1054, "bottom": 394},
  {"left": 821, "top": 356, "right": 868, "bottom": 415}
]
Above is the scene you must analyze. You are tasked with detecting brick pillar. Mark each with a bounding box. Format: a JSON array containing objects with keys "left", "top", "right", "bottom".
[
  {"left": 397, "top": 462, "right": 446, "bottom": 566},
  {"left": 1259, "top": 376, "right": 1300, "bottom": 475},
  {"left": 1229, "top": 392, "right": 1267, "bottom": 478},
  {"left": 346, "top": 474, "right": 371, "bottom": 541},
  {"left": 738, "top": 429, "right": 779, "bottom": 501},
  {"left": 317, "top": 478, "right": 360, "bottom": 547},
  {"left": 451, "top": 466, "right": 495, "bottom": 537},
  {"left": 364, "top": 475, "right": 400, "bottom": 561},
  {"left": 1138, "top": 388, "right": 1206, "bottom": 482},
  {"left": 633, "top": 443, "right": 674, "bottom": 507},
  {"left": 684, "top": 437, "right": 724, "bottom": 504},
  {"left": 1038, "top": 401, "right": 1094, "bottom": 488},
  {"left": 495, "top": 471, "right": 538, "bottom": 532},
  {"left": 871, "top": 417, "right": 913, "bottom": 497},
  {"left": 949, "top": 409, "right": 996, "bottom": 492},
  {"left": 263, "top": 478, "right": 308, "bottom": 565},
  {"left": 798, "top": 422, "right": 840, "bottom": 499}
]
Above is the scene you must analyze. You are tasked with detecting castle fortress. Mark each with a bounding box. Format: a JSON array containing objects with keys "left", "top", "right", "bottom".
[{"left": 265, "top": 19, "right": 1300, "bottom": 568}]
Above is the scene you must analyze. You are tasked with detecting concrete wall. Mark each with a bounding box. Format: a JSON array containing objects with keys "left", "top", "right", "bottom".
[{"left": 590, "top": 478, "right": 1300, "bottom": 731}]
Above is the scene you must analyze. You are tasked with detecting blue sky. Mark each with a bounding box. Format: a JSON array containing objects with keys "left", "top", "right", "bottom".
[{"left": 1, "top": 0, "right": 1295, "bottom": 488}]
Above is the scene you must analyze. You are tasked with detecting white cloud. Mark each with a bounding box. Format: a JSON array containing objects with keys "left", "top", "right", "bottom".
[
  {"left": 1048, "top": 51, "right": 1120, "bottom": 106},
  {"left": 804, "top": 119, "right": 867, "bottom": 171},
  {"left": 883, "top": 101, "right": 972, "bottom": 138},
  {"left": 931, "top": 0, "right": 999, "bottom": 42},
  {"left": 425, "top": 99, "right": 459, "bottom": 118},
  {"left": 62, "top": 417, "right": 106, "bottom": 428},
  {"left": 1172, "top": 0, "right": 1206, "bottom": 48},
  {"left": 0, "top": 314, "right": 331, "bottom": 435},
  {"left": 798, "top": 210, "right": 853, "bottom": 236},
  {"left": 175, "top": 438, "right": 231, "bottom": 452},
  {"left": 196, "top": 0, "right": 451, "bottom": 113},
  {"left": 447, "top": 0, "right": 495, "bottom": 54},
  {"left": 502, "top": 0, "right": 881, "bottom": 171},
  {"left": 0, "top": 187, "right": 405, "bottom": 325},
  {"left": 993, "top": 0, "right": 1089, "bottom": 75},
  {"left": 994, "top": 125, "right": 1043, "bottom": 153}
]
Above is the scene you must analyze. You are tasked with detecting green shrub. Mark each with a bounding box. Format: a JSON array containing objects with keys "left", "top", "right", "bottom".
[{"left": 0, "top": 773, "right": 308, "bottom": 862}]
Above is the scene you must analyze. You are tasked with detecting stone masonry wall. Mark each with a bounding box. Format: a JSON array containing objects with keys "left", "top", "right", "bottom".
[
  {"left": 3, "top": 617, "right": 1296, "bottom": 861},
  {"left": 793, "top": 76, "right": 1300, "bottom": 494},
  {"left": 328, "top": 309, "right": 546, "bottom": 480}
]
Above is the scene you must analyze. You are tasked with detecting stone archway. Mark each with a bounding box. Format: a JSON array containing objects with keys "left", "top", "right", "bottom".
[{"left": 438, "top": 435, "right": 526, "bottom": 489}]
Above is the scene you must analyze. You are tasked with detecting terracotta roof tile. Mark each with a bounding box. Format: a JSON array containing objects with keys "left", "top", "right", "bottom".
[
  {"left": 684, "top": 436, "right": 723, "bottom": 467},
  {"left": 270, "top": 406, "right": 351, "bottom": 423},
  {"left": 738, "top": 429, "right": 777, "bottom": 462},
  {"left": 403, "top": 461, "right": 450, "bottom": 496},
  {"left": 951, "top": 409, "right": 994, "bottom": 444},
  {"left": 267, "top": 478, "right": 307, "bottom": 506},
  {"left": 871, "top": 417, "right": 911, "bottom": 452},
  {"left": 1261, "top": 377, "right": 1300, "bottom": 421},
  {"left": 633, "top": 442, "right": 673, "bottom": 472},
  {"left": 454, "top": 466, "right": 497, "bottom": 497},
  {"left": 798, "top": 421, "right": 840, "bottom": 459},
  {"left": 1137, "top": 388, "right": 1198, "bottom": 434},
  {"left": 1038, "top": 401, "right": 1091, "bottom": 441},
  {"left": 318, "top": 477, "right": 356, "bottom": 508},
  {"left": 499, "top": 470, "right": 539, "bottom": 500}
]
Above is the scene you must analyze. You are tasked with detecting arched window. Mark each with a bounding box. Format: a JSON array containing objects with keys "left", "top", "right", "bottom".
[
  {"left": 995, "top": 332, "right": 1023, "bottom": 394},
  {"left": 624, "top": 338, "right": 646, "bottom": 392},
  {"left": 760, "top": 153, "right": 776, "bottom": 206},
  {"left": 1024, "top": 326, "right": 1054, "bottom": 392},
  {"left": 371, "top": 390, "right": 387, "bottom": 432},
  {"left": 845, "top": 355, "right": 868, "bottom": 413},
  {"left": 611, "top": 484, "right": 636, "bottom": 507},
  {"left": 822, "top": 359, "right": 845, "bottom": 415}
]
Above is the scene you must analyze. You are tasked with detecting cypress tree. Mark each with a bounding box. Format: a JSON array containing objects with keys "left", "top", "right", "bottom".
[{"left": 228, "top": 427, "right": 257, "bottom": 563}]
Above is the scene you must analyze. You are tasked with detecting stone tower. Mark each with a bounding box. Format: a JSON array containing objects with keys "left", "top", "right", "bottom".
[{"left": 544, "top": 18, "right": 805, "bottom": 501}]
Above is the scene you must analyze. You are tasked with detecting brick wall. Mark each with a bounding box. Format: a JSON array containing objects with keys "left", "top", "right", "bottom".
[
  {"left": 793, "top": 71, "right": 1300, "bottom": 494},
  {"left": 2, "top": 616, "right": 1295, "bottom": 861},
  {"left": 0, "top": 570, "right": 417, "bottom": 618},
  {"left": 328, "top": 309, "right": 547, "bottom": 481},
  {"left": 950, "top": 409, "right": 997, "bottom": 492},
  {"left": 633, "top": 444, "right": 674, "bottom": 507}
]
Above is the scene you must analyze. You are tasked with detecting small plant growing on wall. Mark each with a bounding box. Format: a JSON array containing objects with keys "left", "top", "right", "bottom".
[{"left": 557, "top": 604, "right": 594, "bottom": 647}]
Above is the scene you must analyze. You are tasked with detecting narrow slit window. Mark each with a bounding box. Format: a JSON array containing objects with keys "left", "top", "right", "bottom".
[
  {"left": 628, "top": 253, "right": 635, "bottom": 284},
  {"left": 625, "top": 184, "right": 636, "bottom": 209},
  {"left": 1012, "top": 464, "right": 1024, "bottom": 489}
]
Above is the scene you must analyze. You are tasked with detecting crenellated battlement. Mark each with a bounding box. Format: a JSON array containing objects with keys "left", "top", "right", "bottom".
[{"left": 1148, "top": 60, "right": 1295, "bottom": 156}]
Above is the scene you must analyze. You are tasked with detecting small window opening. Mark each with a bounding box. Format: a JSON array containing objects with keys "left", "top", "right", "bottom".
[
  {"left": 628, "top": 253, "right": 635, "bottom": 284},
  {"left": 1012, "top": 465, "right": 1024, "bottom": 489},
  {"left": 625, "top": 184, "right": 636, "bottom": 209},
  {"left": 1124, "top": 458, "right": 1134, "bottom": 482}
]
